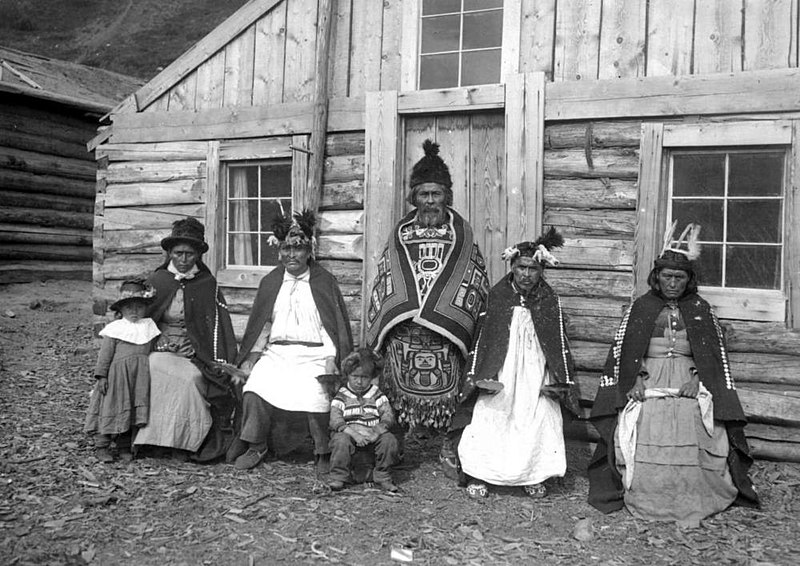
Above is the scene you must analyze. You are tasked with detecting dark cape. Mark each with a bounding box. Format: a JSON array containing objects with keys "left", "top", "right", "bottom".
[
  {"left": 458, "top": 274, "right": 579, "bottom": 415},
  {"left": 587, "top": 290, "right": 759, "bottom": 512},
  {"left": 146, "top": 261, "right": 238, "bottom": 462},
  {"left": 235, "top": 262, "right": 353, "bottom": 366}
]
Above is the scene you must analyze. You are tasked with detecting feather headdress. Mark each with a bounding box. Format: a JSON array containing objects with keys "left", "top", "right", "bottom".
[
  {"left": 654, "top": 220, "right": 701, "bottom": 270},
  {"left": 267, "top": 208, "right": 317, "bottom": 254},
  {"left": 501, "top": 226, "right": 565, "bottom": 267}
]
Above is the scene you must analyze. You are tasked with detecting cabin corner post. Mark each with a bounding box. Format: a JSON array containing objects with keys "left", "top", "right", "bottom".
[
  {"left": 788, "top": 120, "right": 800, "bottom": 328},
  {"left": 362, "top": 90, "right": 400, "bottom": 345},
  {"left": 92, "top": 155, "right": 109, "bottom": 333},
  {"left": 204, "top": 141, "right": 222, "bottom": 274},
  {"left": 505, "top": 71, "right": 545, "bottom": 246},
  {"left": 633, "top": 122, "right": 665, "bottom": 298}
]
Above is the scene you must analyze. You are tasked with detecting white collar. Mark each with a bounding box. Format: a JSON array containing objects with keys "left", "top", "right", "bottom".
[
  {"left": 99, "top": 318, "right": 161, "bottom": 344},
  {"left": 283, "top": 268, "right": 310, "bottom": 282},
  {"left": 168, "top": 262, "right": 199, "bottom": 281}
]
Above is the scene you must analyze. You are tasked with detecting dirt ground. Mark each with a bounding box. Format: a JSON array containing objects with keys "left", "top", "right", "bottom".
[{"left": 0, "top": 279, "right": 797, "bottom": 566}]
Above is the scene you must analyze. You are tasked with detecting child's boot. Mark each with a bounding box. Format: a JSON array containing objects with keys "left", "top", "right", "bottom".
[{"left": 95, "top": 447, "right": 114, "bottom": 463}]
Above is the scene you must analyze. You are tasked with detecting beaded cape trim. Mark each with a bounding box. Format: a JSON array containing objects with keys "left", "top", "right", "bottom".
[{"left": 600, "top": 305, "right": 632, "bottom": 388}]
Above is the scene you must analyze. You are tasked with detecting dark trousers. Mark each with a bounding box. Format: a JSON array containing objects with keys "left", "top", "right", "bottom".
[
  {"left": 239, "top": 392, "right": 330, "bottom": 455},
  {"left": 329, "top": 431, "right": 400, "bottom": 483}
]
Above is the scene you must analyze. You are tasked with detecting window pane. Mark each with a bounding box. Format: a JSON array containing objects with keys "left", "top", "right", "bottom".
[
  {"left": 228, "top": 166, "right": 259, "bottom": 199},
  {"left": 260, "top": 235, "right": 280, "bottom": 266},
  {"left": 729, "top": 152, "right": 784, "bottom": 197},
  {"left": 260, "top": 163, "right": 292, "bottom": 199},
  {"left": 421, "top": 15, "right": 460, "bottom": 53},
  {"left": 463, "top": 11, "right": 503, "bottom": 50},
  {"left": 420, "top": 53, "right": 459, "bottom": 89},
  {"left": 726, "top": 245, "right": 781, "bottom": 289},
  {"left": 465, "top": 0, "right": 503, "bottom": 9},
  {"left": 423, "top": 0, "right": 461, "bottom": 16},
  {"left": 228, "top": 199, "right": 258, "bottom": 233},
  {"left": 728, "top": 200, "right": 782, "bottom": 243},
  {"left": 672, "top": 154, "right": 724, "bottom": 197},
  {"left": 671, "top": 199, "right": 724, "bottom": 241},
  {"left": 460, "top": 50, "right": 501, "bottom": 86},
  {"left": 697, "top": 243, "right": 722, "bottom": 286},
  {"left": 228, "top": 233, "right": 257, "bottom": 266}
]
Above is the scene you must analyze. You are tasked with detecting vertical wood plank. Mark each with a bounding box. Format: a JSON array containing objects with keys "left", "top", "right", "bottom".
[
  {"left": 505, "top": 72, "right": 545, "bottom": 251},
  {"left": 788, "top": 121, "right": 800, "bottom": 328},
  {"left": 167, "top": 72, "right": 198, "bottom": 111},
  {"left": 380, "top": 0, "right": 403, "bottom": 90},
  {"left": 502, "top": 0, "right": 523, "bottom": 80},
  {"left": 553, "top": 0, "right": 603, "bottom": 81},
  {"left": 744, "top": 0, "right": 797, "bottom": 70},
  {"left": 292, "top": 134, "right": 310, "bottom": 209},
  {"left": 598, "top": 0, "right": 646, "bottom": 78},
  {"left": 519, "top": 0, "right": 556, "bottom": 76},
  {"left": 145, "top": 95, "right": 169, "bottom": 113},
  {"left": 400, "top": 0, "right": 421, "bottom": 90},
  {"left": 470, "top": 113, "right": 506, "bottom": 284},
  {"left": 646, "top": 0, "right": 696, "bottom": 76},
  {"left": 253, "top": 2, "right": 287, "bottom": 106},
  {"left": 283, "top": 0, "right": 319, "bottom": 102},
  {"left": 330, "top": 0, "right": 353, "bottom": 97},
  {"left": 694, "top": 0, "right": 744, "bottom": 74},
  {"left": 363, "top": 91, "right": 400, "bottom": 342},
  {"left": 223, "top": 26, "right": 256, "bottom": 107},
  {"left": 634, "top": 123, "right": 665, "bottom": 297},
  {"left": 195, "top": 50, "right": 226, "bottom": 110},
  {"left": 349, "top": 0, "right": 384, "bottom": 96},
  {"left": 205, "top": 141, "right": 221, "bottom": 274},
  {"left": 435, "top": 115, "right": 471, "bottom": 218}
]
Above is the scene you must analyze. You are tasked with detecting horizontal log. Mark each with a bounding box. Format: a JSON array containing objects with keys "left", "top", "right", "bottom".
[
  {"left": 571, "top": 341, "right": 610, "bottom": 372},
  {"left": 2, "top": 128, "right": 94, "bottom": 161},
  {"left": 0, "top": 168, "right": 96, "bottom": 198},
  {"left": 729, "top": 353, "right": 800, "bottom": 387},
  {"left": 320, "top": 180, "right": 364, "bottom": 210},
  {"left": 748, "top": 439, "right": 800, "bottom": 463},
  {"left": 544, "top": 208, "right": 636, "bottom": 238},
  {"left": 721, "top": 320, "right": 800, "bottom": 355},
  {"left": 0, "top": 146, "right": 96, "bottom": 180},
  {"left": 543, "top": 178, "right": 637, "bottom": 209},
  {"left": 104, "top": 179, "right": 206, "bottom": 207},
  {"left": 0, "top": 261, "right": 91, "bottom": 284},
  {"left": 546, "top": 268, "right": 633, "bottom": 299},
  {"left": 105, "top": 161, "right": 206, "bottom": 184},
  {"left": 316, "top": 259, "right": 363, "bottom": 285},
  {"left": 747, "top": 423, "right": 800, "bottom": 444},
  {"left": 562, "top": 296, "right": 630, "bottom": 319},
  {"left": 103, "top": 229, "right": 162, "bottom": 253},
  {"left": 566, "top": 315, "right": 621, "bottom": 344},
  {"left": 325, "top": 133, "right": 365, "bottom": 157},
  {"left": 544, "top": 147, "right": 639, "bottom": 179},
  {"left": 318, "top": 210, "right": 364, "bottom": 234},
  {"left": 0, "top": 224, "right": 92, "bottom": 246},
  {"left": 96, "top": 142, "right": 209, "bottom": 162},
  {"left": 545, "top": 121, "right": 643, "bottom": 149},
  {"left": 0, "top": 189, "right": 93, "bottom": 213},
  {"left": 0, "top": 104, "right": 98, "bottom": 144},
  {"left": 0, "top": 207, "right": 93, "bottom": 229},
  {"left": 316, "top": 234, "right": 363, "bottom": 261},
  {"left": 101, "top": 253, "right": 163, "bottom": 280},
  {"left": 558, "top": 237, "right": 633, "bottom": 270},
  {"left": 323, "top": 155, "right": 365, "bottom": 184},
  {"left": 0, "top": 243, "right": 92, "bottom": 261},
  {"left": 100, "top": 205, "right": 204, "bottom": 230}
]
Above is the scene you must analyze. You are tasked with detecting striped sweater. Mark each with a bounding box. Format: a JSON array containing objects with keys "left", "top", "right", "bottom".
[{"left": 329, "top": 384, "right": 394, "bottom": 433}]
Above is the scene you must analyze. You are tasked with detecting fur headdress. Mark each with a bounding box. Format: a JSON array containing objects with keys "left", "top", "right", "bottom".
[
  {"left": 654, "top": 221, "right": 701, "bottom": 271},
  {"left": 268, "top": 209, "right": 317, "bottom": 253},
  {"left": 407, "top": 139, "right": 454, "bottom": 206},
  {"left": 501, "top": 226, "right": 564, "bottom": 267}
]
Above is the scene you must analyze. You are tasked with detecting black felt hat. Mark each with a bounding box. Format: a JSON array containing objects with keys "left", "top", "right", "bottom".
[
  {"left": 160, "top": 217, "right": 209, "bottom": 254},
  {"left": 109, "top": 279, "right": 156, "bottom": 312}
]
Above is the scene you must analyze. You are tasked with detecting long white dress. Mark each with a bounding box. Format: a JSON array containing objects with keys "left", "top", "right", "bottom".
[
  {"left": 458, "top": 306, "right": 565, "bottom": 486},
  {"left": 243, "top": 269, "right": 335, "bottom": 414}
]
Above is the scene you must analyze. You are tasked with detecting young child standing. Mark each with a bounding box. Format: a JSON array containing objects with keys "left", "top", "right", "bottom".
[
  {"left": 328, "top": 349, "right": 400, "bottom": 492},
  {"left": 84, "top": 280, "right": 160, "bottom": 463}
]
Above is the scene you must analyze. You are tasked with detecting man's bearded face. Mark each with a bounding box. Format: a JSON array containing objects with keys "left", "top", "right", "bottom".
[{"left": 414, "top": 182, "right": 448, "bottom": 227}]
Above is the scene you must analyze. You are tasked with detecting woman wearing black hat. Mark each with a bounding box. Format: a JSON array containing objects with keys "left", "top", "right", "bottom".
[
  {"left": 588, "top": 223, "right": 759, "bottom": 526},
  {"left": 133, "top": 217, "right": 238, "bottom": 462}
]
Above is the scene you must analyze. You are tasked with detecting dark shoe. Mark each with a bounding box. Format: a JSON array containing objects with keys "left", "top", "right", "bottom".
[
  {"left": 172, "top": 449, "right": 189, "bottom": 462},
  {"left": 234, "top": 447, "right": 267, "bottom": 470},
  {"left": 328, "top": 479, "right": 345, "bottom": 491},
  {"left": 225, "top": 437, "right": 248, "bottom": 464},
  {"left": 95, "top": 447, "right": 114, "bottom": 463},
  {"left": 376, "top": 480, "right": 398, "bottom": 493},
  {"left": 119, "top": 450, "right": 134, "bottom": 463}
]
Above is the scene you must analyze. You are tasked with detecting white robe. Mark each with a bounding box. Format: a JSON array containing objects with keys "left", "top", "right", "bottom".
[{"left": 458, "top": 306, "right": 565, "bottom": 485}]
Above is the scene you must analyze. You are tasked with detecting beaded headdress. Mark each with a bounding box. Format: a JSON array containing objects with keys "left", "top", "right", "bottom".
[
  {"left": 268, "top": 208, "right": 317, "bottom": 253},
  {"left": 501, "top": 226, "right": 564, "bottom": 267}
]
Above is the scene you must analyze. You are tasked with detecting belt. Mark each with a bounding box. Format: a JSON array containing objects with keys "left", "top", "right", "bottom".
[{"left": 270, "top": 340, "right": 324, "bottom": 347}]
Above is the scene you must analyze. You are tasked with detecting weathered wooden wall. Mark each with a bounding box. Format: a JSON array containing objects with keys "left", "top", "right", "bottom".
[
  {"left": 546, "top": 118, "right": 800, "bottom": 462},
  {"left": 0, "top": 94, "right": 98, "bottom": 283},
  {"left": 92, "top": 133, "right": 366, "bottom": 340}
]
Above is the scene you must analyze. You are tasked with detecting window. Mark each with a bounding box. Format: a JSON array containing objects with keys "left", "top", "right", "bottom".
[
  {"left": 668, "top": 150, "right": 785, "bottom": 290},
  {"left": 225, "top": 160, "right": 292, "bottom": 268},
  {"left": 419, "top": 0, "right": 503, "bottom": 89}
]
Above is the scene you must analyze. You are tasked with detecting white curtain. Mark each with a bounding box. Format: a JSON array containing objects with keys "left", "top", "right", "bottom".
[{"left": 230, "top": 168, "right": 254, "bottom": 265}]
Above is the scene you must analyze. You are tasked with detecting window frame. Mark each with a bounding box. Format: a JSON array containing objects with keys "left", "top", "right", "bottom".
[
  {"left": 635, "top": 120, "right": 798, "bottom": 325},
  {"left": 401, "top": 0, "right": 522, "bottom": 91},
  {"left": 205, "top": 135, "right": 309, "bottom": 288}
]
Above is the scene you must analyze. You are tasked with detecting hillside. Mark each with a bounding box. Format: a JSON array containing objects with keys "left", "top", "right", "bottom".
[{"left": 0, "top": 0, "right": 249, "bottom": 80}]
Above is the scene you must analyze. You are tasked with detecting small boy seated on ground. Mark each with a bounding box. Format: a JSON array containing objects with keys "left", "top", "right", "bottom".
[{"left": 328, "top": 349, "right": 400, "bottom": 492}]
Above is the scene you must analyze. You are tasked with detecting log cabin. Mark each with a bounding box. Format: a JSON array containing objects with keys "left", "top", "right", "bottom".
[
  {"left": 91, "top": 0, "right": 800, "bottom": 462},
  {"left": 0, "top": 46, "right": 141, "bottom": 284}
]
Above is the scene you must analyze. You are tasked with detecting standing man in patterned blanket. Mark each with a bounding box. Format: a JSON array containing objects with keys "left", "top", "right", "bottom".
[{"left": 365, "top": 140, "right": 489, "bottom": 469}]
